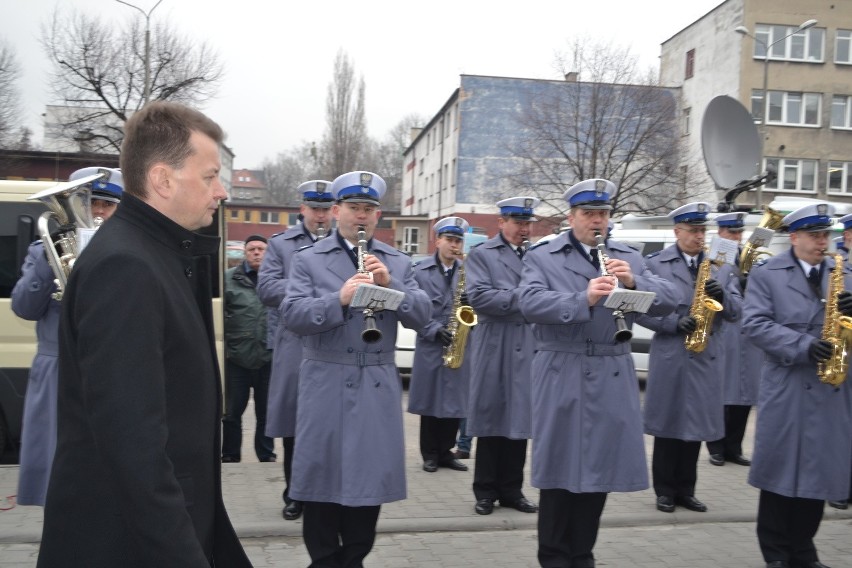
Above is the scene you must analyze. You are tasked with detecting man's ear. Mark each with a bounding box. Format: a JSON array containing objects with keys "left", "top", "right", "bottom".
[
  {"left": 148, "top": 164, "right": 173, "bottom": 200},
  {"left": 376, "top": 209, "right": 383, "bottom": 221}
]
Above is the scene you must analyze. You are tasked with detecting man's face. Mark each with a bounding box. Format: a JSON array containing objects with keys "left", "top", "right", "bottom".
[
  {"left": 168, "top": 131, "right": 227, "bottom": 231},
  {"left": 333, "top": 201, "right": 381, "bottom": 243},
  {"left": 90, "top": 198, "right": 118, "bottom": 221},
  {"left": 244, "top": 240, "right": 267, "bottom": 271},
  {"left": 435, "top": 233, "right": 463, "bottom": 264},
  {"left": 498, "top": 217, "right": 532, "bottom": 246},
  {"left": 843, "top": 228, "right": 852, "bottom": 250},
  {"left": 567, "top": 208, "right": 610, "bottom": 246},
  {"left": 674, "top": 223, "right": 707, "bottom": 255},
  {"left": 718, "top": 227, "right": 744, "bottom": 244},
  {"left": 301, "top": 203, "right": 331, "bottom": 235},
  {"left": 791, "top": 230, "right": 829, "bottom": 266}
]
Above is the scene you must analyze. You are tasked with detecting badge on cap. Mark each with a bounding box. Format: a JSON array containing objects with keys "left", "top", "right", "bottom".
[
  {"left": 698, "top": 203, "right": 707, "bottom": 213},
  {"left": 316, "top": 182, "right": 327, "bottom": 191},
  {"left": 817, "top": 204, "right": 828, "bottom": 216},
  {"left": 360, "top": 173, "right": 372, "bottom": 188},
  {"left": 595, "top": 180, "right": 606, "bottom": 196}
]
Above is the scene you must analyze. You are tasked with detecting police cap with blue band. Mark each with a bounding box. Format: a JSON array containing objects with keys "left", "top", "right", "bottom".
[
  {"left": 298, "top": 180, "right": 334, "bottom": 208},
  {"left": 782, "top": 202, "right": 835, "bottom": 233},
  {"left": 668, "top": 202, "right": 711, "bottom": 225},
  {"left": 715, "top": 212, "right": 746, "bottom": 231},
  {"left": 563, "top": 178, "right": 615, "bottom": 210},
  {"left": 839, "top": 213, "right": 852, "bottom": 230},
  {"left": 331, "top": 171, "right": 386, "bottom": 205},
  {"left": 496, "top": 196, "right": 540, "bottom": 221},
  {"left": 433, "top": 216, "right": 470, "bottom": 237},
  {"left": 70, "top": 167, "right": 123, "bottom": 204}
]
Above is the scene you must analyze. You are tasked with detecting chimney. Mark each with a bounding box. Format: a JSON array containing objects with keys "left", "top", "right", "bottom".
[{"left": 564, "top": 72, "right": 579, "bottom": 82}]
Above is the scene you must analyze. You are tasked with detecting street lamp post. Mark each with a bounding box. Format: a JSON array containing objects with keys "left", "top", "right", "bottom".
[
  {"left": 735, "top": 18, "right": 818, "bottom": 208},
  {"left": 116, "top": 0, "right": 164, "bottom": 105}
]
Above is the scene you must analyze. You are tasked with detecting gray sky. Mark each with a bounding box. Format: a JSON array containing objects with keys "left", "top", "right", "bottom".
[{"left": 2, "top": 0, "right": 724, "bottom": 169}]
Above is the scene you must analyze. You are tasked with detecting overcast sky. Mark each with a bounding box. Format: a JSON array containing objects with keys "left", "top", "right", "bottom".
[{"left": 2, "top": 0, "right": 725, "bottom": 169}]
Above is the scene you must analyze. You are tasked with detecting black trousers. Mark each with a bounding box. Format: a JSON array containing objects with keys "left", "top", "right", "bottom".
[
  {"left": 707, "top": 404, "right": 751, "bottom": 458},
  {"left": 651, "top": 436, "right": 701, "bottom": 498},
  {"left": 538, "top": 489, "right": 607, "bottom": 568},
  {"left": 281, "top": 436, "right": 296, "bottom": 503},
  {"left": 756, "top": 489, "right": 824, "bottom": 564},
  {"left": 419, "top": 416, "right": 461, "bottom": 462},
  {"left": 302, "top": 502, "right": 381, "bottom": 568},
  {"left": 473, "top": 436, "right": 528, "bottom": 502}
]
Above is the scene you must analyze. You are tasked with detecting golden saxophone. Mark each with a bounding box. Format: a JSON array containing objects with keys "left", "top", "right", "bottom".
[
  {"left": 594, "top": 231, "right": 632, "bottom": 343},
  {"left": 442, "top": 258, "right": 477, "bottom": 369},
  {"left": 740, "top": 206, "right": 784, "bottom": 274},
  {"left": 357, "top": 226, "right": 382, "bottom": 343},
  {"left": 817, "top": 254, "right": 852, "bottom": 386},
  {"left": 684, "top": 249, "right": 724, "bottom": 353}
]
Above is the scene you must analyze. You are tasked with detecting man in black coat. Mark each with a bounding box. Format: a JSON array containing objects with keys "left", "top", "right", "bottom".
[{"left": 38, "top": 101, "right": 252, "bottom": 567}]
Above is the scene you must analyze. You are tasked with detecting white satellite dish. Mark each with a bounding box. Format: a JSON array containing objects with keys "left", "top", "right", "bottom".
[{"left": 701, "top": 95, "right": 762, "bottom": 190}]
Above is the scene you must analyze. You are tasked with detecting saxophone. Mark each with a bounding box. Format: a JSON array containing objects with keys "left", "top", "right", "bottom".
[
  {"left": 817, "top": 254, "right": 852, "bottom": 386},
  {"left": 739, "top": 206, "right": 784, "bottom": 274},
  {"left": 442, "top": 259, "right": 478, "bottom": 369},
  {"left": 684, "top": 250, "right": 724, "bottom": 353}
]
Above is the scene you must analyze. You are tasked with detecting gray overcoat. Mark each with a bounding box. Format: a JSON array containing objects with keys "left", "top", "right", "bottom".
[
  {"left": 639, "top": 244, "right": 741, "bottom": 442},
  {"left": 282, "top": 232, "right": 430, "bottom": 506},
  {"left": 256, "top": 224, "right": 314, "bottom": 437},
  {"left": 742, "top": 251, "right": 852, "bottom": 500},
  {"left": 465, "top": 235, "right": 536, "bottom": 439},
  {"left": 519, "top": 233, "right": 677, "bottom": 492},
  {"left": 719, "top": 266, "right": 761, "bottom": 405},
  {"left": 407, "top": 255, "right": 470, "bottom": 418},
  {"left": 11, "top": 241, "right": 60, "bottom": 506}
]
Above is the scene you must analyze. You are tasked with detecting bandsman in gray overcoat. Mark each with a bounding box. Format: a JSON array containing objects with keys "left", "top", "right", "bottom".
[
  {"left": 742, "top": 203, "right": 852, "bottom": 568},
  {"left": 519, "top": 179, "right": 677, "bottom": 568},
  {"left": 706, "top": 212, "right": 760, "bottom": 468},
  {"left": 282, "top": 171, "right": 430, "bottom": 567},
  {"left": 465, "top": 196, "right": 539, "bottom": 516},
  {"left": 639, "top": 202, "right": 741, "bottom": 515},
  {"left": 256, "top": 179, "right": 333, "bottom": 521},
  {"left": 408, "top": 216, "right": 473, "bottom": 474}
]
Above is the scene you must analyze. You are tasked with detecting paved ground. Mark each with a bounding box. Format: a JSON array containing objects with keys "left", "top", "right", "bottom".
[{"left": 2, "top": 390, "right": 850, "bottom": 567}]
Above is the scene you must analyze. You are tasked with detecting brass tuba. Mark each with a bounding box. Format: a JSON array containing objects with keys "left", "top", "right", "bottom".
[
  {"left": 684, "top": 249, "right": 724, "bottom": 353},
  {"left": 739, "top": 206, "right": 784, "bottom": 274},
  {"left": 28, "top": 173, "right": 105, "bottom": 301},
  {"left": 817, "top": 254, "right": 852, "bottom": 386},
  {"left": 442, "top": 259, "right": 477, "bottom": 368}
]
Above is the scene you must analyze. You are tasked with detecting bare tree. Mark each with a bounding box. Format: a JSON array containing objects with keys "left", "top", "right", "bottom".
[
  {"left": 507, "top": 38, "right": 703, "bottom": 216},
  {"left": 360, "top": 113, "right": 427, "bottom": 209},
  {"left": 321, "top": 50, "right": 367, "bottom": 175},
  {"left": 41, "top": 7, "right": 224, "bottom": 153},
  {"left": 0, "top": 41, "right": 22, "bottom": 147},
  {"left": 262, "top": 142, "right": 333, "bottom": 206}
]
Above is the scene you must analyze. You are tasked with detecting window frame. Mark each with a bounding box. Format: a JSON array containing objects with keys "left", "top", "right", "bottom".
[
  {"left": 764, "top": 157, "right": 819, "bottom": 193},
  {"left": 753, "top": 24, "right": 825, "bottom": 63}
]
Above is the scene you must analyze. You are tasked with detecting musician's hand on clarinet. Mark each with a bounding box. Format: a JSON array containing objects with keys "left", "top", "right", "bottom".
[
  {"left": 587, "top": 276, "right": 616, "bottom": 306},
  {"left": 362, "top": 254, "right": 391, "bottom": 287},
  {"left": 339, "top": 273, "right": 374, "bottom": 306},
  {"left": 604, "top": 258, "right": 635, "bottom": 289}
]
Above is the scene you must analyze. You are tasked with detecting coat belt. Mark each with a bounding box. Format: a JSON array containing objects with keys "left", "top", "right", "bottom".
[
  {"left": 537, "top": 340, "right": 631, "bottom": 356},
  {"left": 302, "top": 347, "right": 396, "bottom": 367}
]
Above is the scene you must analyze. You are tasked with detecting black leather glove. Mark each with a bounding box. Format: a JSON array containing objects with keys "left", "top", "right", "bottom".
[
  {"left": 460, "top": 292, "right": 470, "bottom": 306},
  {"left": 704, "top": 279, "right": 724, "bottom": 303},
  {"left": 838, "top": 291, "right": 852, "bottom": 317},
  {"left": 435, "top": 327, "right": 454, "bottom": 346},
  {"left": 676, "top": 315, "right": 698, "bottom": 335},
  {"left": 808, "top": 339, "right": 834, "bottom": 362}
]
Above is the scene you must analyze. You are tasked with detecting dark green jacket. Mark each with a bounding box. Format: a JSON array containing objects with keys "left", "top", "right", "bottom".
[{"left": 224, "top": 262, "right": 271, "bottom": 369}]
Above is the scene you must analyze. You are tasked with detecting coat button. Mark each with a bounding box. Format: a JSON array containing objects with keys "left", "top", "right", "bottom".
[
  {"left": 347, "top": 347, "right": 354, "bottom": 353},
  {"left": 181, "top": 240, "right": 192, "bottom": 249},
  {"left": 184, "top": 267, "right": 192, "bottom": 277},
  {"left": 346, "top": 382, "right": 353, "bottom": 388}
]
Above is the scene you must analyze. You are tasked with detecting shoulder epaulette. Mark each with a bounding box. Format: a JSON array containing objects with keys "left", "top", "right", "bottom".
[{"left": 646, "top": 251, "right": 662, "bottom": 259}]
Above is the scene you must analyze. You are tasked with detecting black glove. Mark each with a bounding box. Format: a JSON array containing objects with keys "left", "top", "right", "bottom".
[
  {"left": 704, "top": 279, "right": 724, "bottom": 303},
  {"left": 838, "top": 291, "right": 852, "bottom": 317},
  {"left": 460, "top": 292, "right": 470, "bottom": 306},
  {"left": 738, "top": 274, "right": 748, "bottom": 291},
  {"left": 435, "top": 327, "right": 454, "bottom": 346},
  {"left": 808, "top": 339, "right": 834, "bottom": 362},
  {"left": 677, "top": 315, "right": 698, "bottom": 335}
]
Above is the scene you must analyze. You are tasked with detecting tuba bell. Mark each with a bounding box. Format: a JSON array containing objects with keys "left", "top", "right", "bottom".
[
  {"left": 739, "top": 206, "right": 784, "bottom": 274},
  {"left": 28, "top": 173, "right": 106, "bottom": 301}
]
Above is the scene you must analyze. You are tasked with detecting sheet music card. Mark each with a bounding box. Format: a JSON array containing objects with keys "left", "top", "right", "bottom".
[
  {"left": 746, "top": 227, "right": 775, "bottom": 249},
  {"left": 76, "top": 227, "right": 98, "bottom": 253},
  {"left": 603, "top": 289, "right": 656, "bottom": 314},
  {"left": 708, "top": 236, "right": 739, "bottom": 266},
  {"left": 351, "top": 283, "right": 405, "bottom": 312}
]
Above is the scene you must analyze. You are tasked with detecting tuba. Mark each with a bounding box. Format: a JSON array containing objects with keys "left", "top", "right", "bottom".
[
  {"left": 684, "top": 249, "right": 724, "bottom": 353},
  {"left": 357, "top": 226, "right": 382, "bottom": 343},
  {"left": 817, "top": 254, "right": 852, "bottom": 386},
  {"left": 739, "top": 206, "right": 784, "bottom": 274},
  {"left": 442, "top": 258, "right": 477, "bottom": 368},
  {"left": 28, "top": 173, "right": 105, "bottom": 301}
]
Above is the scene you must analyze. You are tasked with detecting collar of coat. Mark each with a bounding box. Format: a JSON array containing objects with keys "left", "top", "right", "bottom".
[
  {"left": 537, "top": 230, "right": 635, "bottom": 256},
  {"left": 308, "top": 229, "right": 406, "bottom": 259}
]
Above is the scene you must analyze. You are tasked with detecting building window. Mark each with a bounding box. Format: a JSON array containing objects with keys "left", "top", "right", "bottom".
[
  {"left": 682, "top": 107, "right": 691, "bottom": 135},
  {"left": 831, "top": 95, "right": 852, "bottom": 128},
  {"left": 765, "top": 158, "right": 818, "bottom": 192},
  {"left": 828, "top": 161, "right": 852, "bottom": 194},
  {"left": 685, "top": 49, "right": 695, "bottom": 79},
  {"left": 754, "top": 24, "right": 824, "bottom": 62},
  {"left": 229, "top": 209, "right": 239, "bottom": 220},
  {"left": 288, "top": 213, "right": 300, "bottom": 225},
  {"left": 838, "top": 30, "right": 852, "bottom": 64},
  {"left": 419, "top": 158, "right": 424, "bottom": 175},
  {"left": 403, "top": 227, "right": 419, "bottom": 253},
  {"left": 445, "top": 112, "right": 452, "bottom": 136},
  {"left": 260, "top": 211, "right": 280, "bottom": 224},
  {"left": 243, "top": 210, "right": 251, "bottom": 222},
  {"left": 752, "top": 90, "right": 820, "bottom": 126}
]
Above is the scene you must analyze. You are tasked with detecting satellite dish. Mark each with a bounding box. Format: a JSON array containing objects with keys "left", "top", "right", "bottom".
[{"left": 701, "top": 95, "right": 762, "bottom": 190}]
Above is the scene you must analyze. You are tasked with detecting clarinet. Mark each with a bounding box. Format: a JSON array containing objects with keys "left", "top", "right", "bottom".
[
  {"left": 357, "top": 226, "right": 381, "bottom": 343},
  {"left": 316, "top": 224, "right": 327, "bottom": 240},
  {"left": 594, "top": 230, "right": 632, "bottom": 343}
]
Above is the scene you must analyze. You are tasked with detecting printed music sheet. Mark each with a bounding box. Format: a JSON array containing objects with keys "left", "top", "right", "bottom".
[{"left": 352, "top": 283, "right": 405, "bottom": 311}]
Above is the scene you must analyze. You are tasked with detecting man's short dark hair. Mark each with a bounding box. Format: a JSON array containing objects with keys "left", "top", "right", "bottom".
[{"left": 120, "top": 101, "right": 224, "bottom": 198}]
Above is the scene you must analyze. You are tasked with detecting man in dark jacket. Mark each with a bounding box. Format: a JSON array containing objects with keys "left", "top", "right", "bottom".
[
  {"left": 38, "top": 101, "right": 252, "bottom": 567},
  {"left": 222, "top": 234, "right": 275, "bottom": 463}
]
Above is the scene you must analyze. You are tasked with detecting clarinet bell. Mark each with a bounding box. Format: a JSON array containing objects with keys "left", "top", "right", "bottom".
[
  {"left": 613, "top": 315, "right": 632, "bottom": 343},
  {"left": 361, "top": 310, "right": 382, "bottom": 343}
]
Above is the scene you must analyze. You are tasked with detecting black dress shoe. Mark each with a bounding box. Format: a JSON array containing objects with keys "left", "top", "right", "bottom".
[
  {"left": 726, "top": 454, "right": 751, "bottom": 466},
  {"left": 259, "top": 456, "right": 277, "bottom": 463},
  {"left": 676, "top": 495, "right": 708, "bottom": 512},
  {"left": 422, "top": 460, "right": 438, "bottom": 472},
  {"left": 765, "top": 562, "right": 789, "bottom": 568},
  {"left": 475, "top": 498, "right": 494, "bottom": 515},
  {"left": 502, "top": 497, "right": 538, "bottom": 513},
  {"left": 221, "top": 456, "right": 240, "bottom": 463},
  {"left": 827, "top": 499, "right": 848, "bottom": 510},
  {"left": 283, "top": 500, "right": 303, "bottom": 521},
  {"left": 439, "top": 458, "right": 469, "bottom": 471},
  {"left": 453, "top": 450, "right": 470, "bottom": 459},
  {"left": 792, "top": 562, "right": 831, "bottom": 568},
  {"left": 709, "top": 453, "right": 725, "bottom": 466},
  {"left": 656, "top": 495, "right": 675, "bottom": 513}
]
